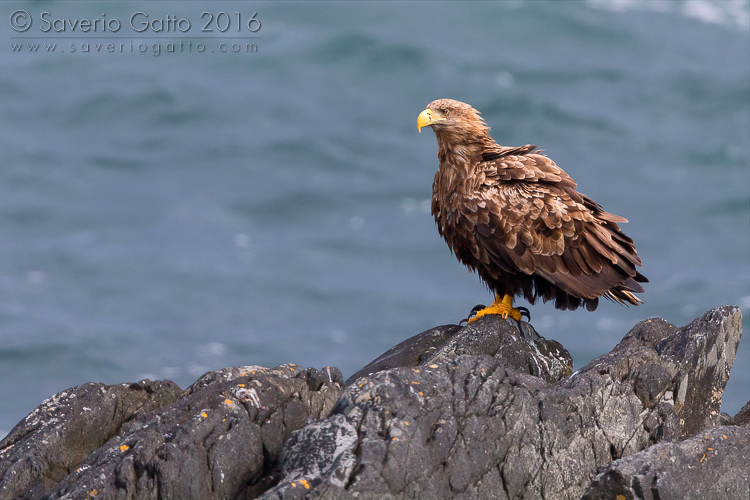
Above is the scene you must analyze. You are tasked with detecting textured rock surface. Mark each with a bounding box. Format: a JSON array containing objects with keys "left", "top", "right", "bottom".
[
  {"left": 0, "top": 380, "right": 182, "bottom": 500},
  {"left": 345, "top": 324, "right": 461, "bottom": 385},
  {"left": 0, "top": 306, "right": 743, "bottom": 500},
  {"left": 347, "top": 316, "right": 572, "bottom": 385},
  {"left": 422, "top": 316, "right": 573, "bottom": 383},
  {"left": 582, "top": 422, "right": 750, "bottom": 500},
  {"left": 262, "top": 306, "right": 742, "bottom": 499},
  {"left": 733, "top": 400, "right": 750, "bottom": 426},
  {"left": 0, "top": 365, "right": 343, "bottom": 500}
]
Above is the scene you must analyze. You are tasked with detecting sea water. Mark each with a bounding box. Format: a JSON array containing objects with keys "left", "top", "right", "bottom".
[{"left": 1, "top": 0, "right": 748, "bottom": 436}]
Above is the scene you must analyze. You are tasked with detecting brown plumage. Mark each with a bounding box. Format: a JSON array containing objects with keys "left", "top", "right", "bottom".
[{"left": 417, "top": 99, "right": 647, "bottom": 313}]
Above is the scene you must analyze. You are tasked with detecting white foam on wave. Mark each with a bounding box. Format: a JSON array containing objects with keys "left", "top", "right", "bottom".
[
  {"left": 586, "top": 0, "right": 749, "bottom": 30},
  {"left": 586, "top": 0, "right": 671, "bottom": 14},
  {"left": 683, "top": 0, "right": 750, "bottom": 28},
  {"left": 399, "top": 197, "right": 431, "bottom": 216},
  {"left": 195, "top": 342, "right": 227, "bottom": 358},
  {"left": 136, "top": 342, "right": 231, "bottom": 385}
]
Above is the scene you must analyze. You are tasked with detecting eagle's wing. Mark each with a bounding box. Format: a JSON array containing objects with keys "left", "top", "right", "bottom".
[{"left": 465, "top": 149, "right": 644, "bottom": 301}]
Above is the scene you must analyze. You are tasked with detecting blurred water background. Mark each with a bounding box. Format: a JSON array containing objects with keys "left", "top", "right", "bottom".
[{"left": 1, "top": 0, "right": 748, "bottom": 437}]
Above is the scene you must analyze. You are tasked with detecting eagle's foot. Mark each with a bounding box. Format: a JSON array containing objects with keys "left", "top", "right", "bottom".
[
  {"left": 460, "top": 304, "right": 487, "bottom": 325},
  {"left": 515, "top": 306, "right": 531, "bottom": 321},
  {"left": 466, "top": 294, "right": 528, "bottom": 323}
]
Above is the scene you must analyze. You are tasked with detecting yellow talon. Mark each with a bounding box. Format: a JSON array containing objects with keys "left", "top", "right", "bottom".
[{"left": 467, "top": 294, "right": 523, "bottom": 323}]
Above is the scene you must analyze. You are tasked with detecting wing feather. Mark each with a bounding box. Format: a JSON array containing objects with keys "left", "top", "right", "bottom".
[{"left": 469, "top": 147, "right": 645, "bottom": 301}]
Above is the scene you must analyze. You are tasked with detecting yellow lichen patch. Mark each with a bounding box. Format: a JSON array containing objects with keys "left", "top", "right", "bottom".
[
  {"left": 392, "top": 437, "right": 398, "bottom": 441},
  {"left": 419, "top": 392, "right": 423, "bottom": 396},
  {"left": 723, "top": 435, "right": 728, "bottom": 439},
  {"left": 201, "top": 412, "right": 208, "bottom": 418},
  {"left": 238, "top": 384, "right": 245, "bottom": 388},
  {"left": 704, "top": 435, "right": 710, "bottom": 440},
  {"left": 708, "top": 447, "right": 713, "bottom": 451},
  {"left": 429, "top": 364, "right": 438, "bottom": 368},
  {"left": 120, "top": 444, "right": 130, "bottom": 452},
  {"left": 291, "top": 482, "right": 296, "bottom": 488},
  {"left": 616, "top": 495, "right": 626, "bottom": 500},
  {"left": 413, "top": 369, "right": 420, "bottom": 373},
  {"left": 89, "top": 490, "right": 99, "bottom": 497},
  {"left": 700, "top": 453, "right": 706, "bottom": 463},
  {"left": 404, "top": 421, "right": 410, "bottom": 426},
  {"left": 411, "top": 381, "right": 419, "bottom": 385},
  {"left": 299, "top": 479, "right": 310, "bottom": 489},
  {"left": 224, "top": 399, "right": 233, "bottom": 406}
]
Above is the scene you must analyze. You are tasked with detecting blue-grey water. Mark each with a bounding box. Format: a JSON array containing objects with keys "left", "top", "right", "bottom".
[{"left": 1, "top": 1, "right": 748, "bottom": 437}]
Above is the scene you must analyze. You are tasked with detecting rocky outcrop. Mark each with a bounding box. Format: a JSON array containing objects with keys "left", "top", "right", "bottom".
[
  {"left": 346, "top": 316, "right": 572, "bottom": 385},
  {"left": 0, "top": 306, "right": 744, "bottom": 500},
  {"left": 581, "top": 422, "right": 750, "bottom": 500},
  {"left": 0, "top": 380, "right": 183, "bottom": 500},
  {"left": 1, "top": 366, "right": 343, "bottom": 500},
  {"left": 262, "top": 306, "right": 743, "bottom": 499}
]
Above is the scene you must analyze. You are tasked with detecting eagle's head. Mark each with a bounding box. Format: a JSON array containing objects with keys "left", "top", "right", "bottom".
[{"left": 417, "top": 99, "right": 489, "bottom": 138}]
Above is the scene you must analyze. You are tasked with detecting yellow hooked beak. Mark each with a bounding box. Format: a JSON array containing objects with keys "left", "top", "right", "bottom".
[{"left": 417, "top": 108, "right": 445, "bottom": 133}]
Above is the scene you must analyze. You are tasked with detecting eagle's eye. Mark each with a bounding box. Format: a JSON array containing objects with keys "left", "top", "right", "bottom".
[{"left": 440, "top": 108, "right": 449, "bottom": 115}]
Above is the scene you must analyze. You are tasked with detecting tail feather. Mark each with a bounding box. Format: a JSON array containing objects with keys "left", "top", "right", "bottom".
[{"left": 605, "top": 288, "right": 643, "bottom": 306}]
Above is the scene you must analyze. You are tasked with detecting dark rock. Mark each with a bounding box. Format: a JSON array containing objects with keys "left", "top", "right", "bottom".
[
  {"left": 261, "top": 306, "right": 742, "bottom": 499},
  {"left": 345, "top": 324, "right": 461, "bottom": 385},
  {"left": 581, "top": 423, "right": 750, "bottom": 500},
  {"left": 0, "top": 306, "right": 743, "bottom": 500},
  {"left": 0, "top": 380, "right": 182, "bottom": 500},
  {"left": 1, "top": 365, "right": 343, "bottom": 500},
  {"left": 348, "top": 316, "right": 572, "bottom": 386},
  {"left": 422, "top": 315, "right": 573, "bottom": 383},
  {"left": 733, "top": 400, "right": 750, "bottom": 426},
  {"left": 651, "top": 306, "right": 743, "bottom": 437}
]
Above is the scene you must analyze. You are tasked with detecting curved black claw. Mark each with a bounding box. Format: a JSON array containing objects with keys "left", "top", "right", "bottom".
[
  {"left": 459, "top": 304, "right": 487, "bottom": 325},
  {"left": 516, "top": 306, "right": 531, "bottom": 321}
]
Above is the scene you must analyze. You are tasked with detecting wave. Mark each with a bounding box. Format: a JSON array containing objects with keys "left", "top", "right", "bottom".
[{"left": 586, "top": 0, "right": 749, "bottom": 30}]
